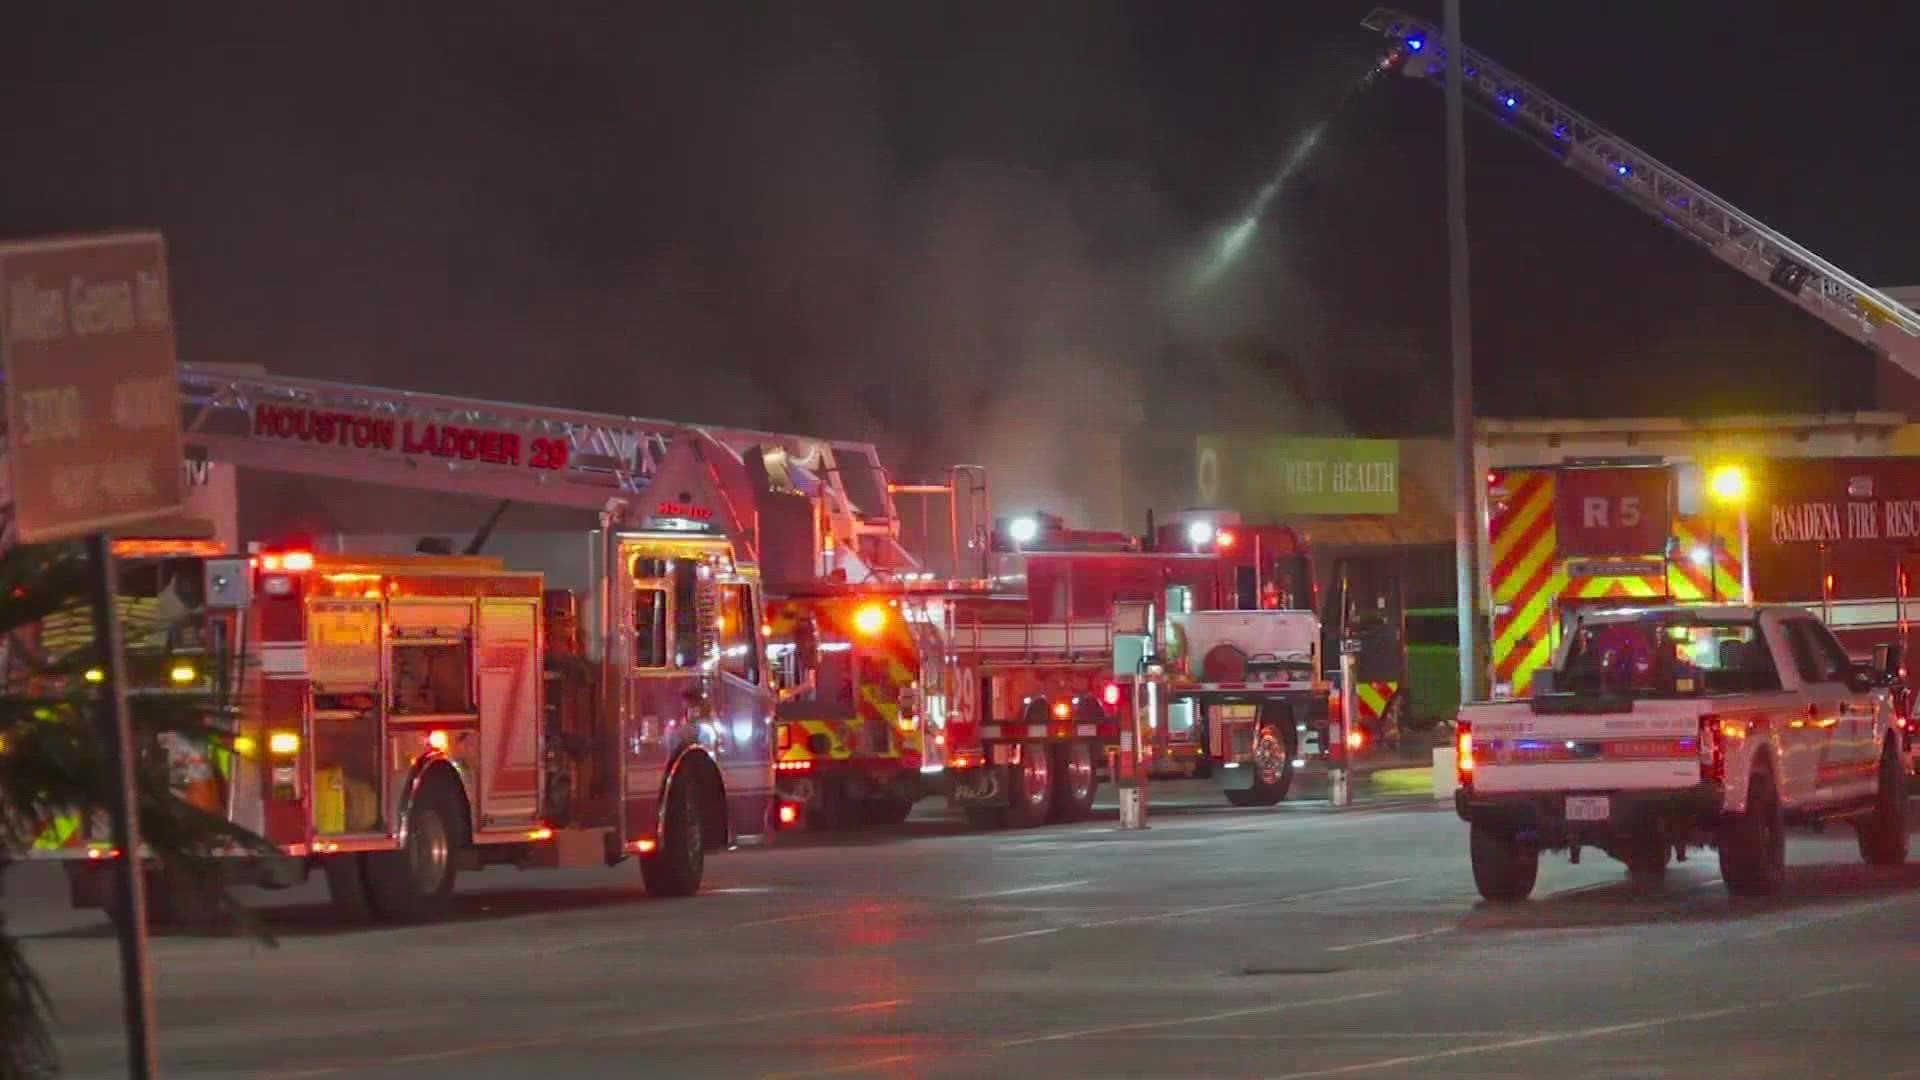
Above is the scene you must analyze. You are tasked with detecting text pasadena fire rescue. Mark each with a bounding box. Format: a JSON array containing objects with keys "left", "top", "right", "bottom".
[
  {"left": 1769, "top": 498, "right": 1920, "bottom": 544},
  {"left": 253, "top": 403, "right": 569, "bottom": 470}
]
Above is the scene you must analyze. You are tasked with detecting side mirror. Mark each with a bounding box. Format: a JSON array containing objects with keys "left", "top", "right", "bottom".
[
  {"left": 1874, "top": 642, "right": 1905, "bottom": 685},
  {"left": 1849, "top": 665, "right": 1877, "bottom": 694}
]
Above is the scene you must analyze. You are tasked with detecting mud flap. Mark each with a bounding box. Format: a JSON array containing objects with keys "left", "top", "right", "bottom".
[{"left": 947, "top": 765, "right": 1008, "bottom": 808}]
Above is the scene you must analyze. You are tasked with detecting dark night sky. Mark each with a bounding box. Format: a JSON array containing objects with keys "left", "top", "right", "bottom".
[{"left": 3, "top": 2, "right": 1915, "bottom": 526}]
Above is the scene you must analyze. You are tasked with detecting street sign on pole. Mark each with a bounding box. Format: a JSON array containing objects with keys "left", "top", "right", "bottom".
[
  {"left": 0, "top": 231, "right": 181, "bottom": 1079},
  {"left": 1, "top": 231, "right": 184, "bottom": 543}
]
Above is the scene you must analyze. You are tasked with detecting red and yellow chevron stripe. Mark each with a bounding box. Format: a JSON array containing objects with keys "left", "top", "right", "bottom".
[
  {"left": 1353, "top": 681, "right": 1398, "bottom": 722},
  {"left": 769, "top": 595, "right": 923, "bottom": 767},
  {"left": 1487, "top": 469, "right": 1751, "bottom": 698},
  {"left": 1488, "top": 469, "right": 1564, "bottom": 698}
]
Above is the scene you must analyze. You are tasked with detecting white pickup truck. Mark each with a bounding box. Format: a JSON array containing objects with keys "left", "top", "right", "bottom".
[{"left": 1455, "top": 605, "right": 1908, "bottom": 901}]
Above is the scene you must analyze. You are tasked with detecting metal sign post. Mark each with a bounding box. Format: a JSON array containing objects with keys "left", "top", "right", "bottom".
[
  {"left": 1, "top": 232, "right": 185, "bottom": 1080},
  {"left": 1113, "top": 632, "right": 1153, "bottom": 830},
  {"left": 1332, "top": 639, "right": 1362, "bottom": 808}
]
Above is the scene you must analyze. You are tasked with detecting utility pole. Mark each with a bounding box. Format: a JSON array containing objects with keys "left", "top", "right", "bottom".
[{"left": 1445, "top": 0, "right": 1483, "bottom": 704}]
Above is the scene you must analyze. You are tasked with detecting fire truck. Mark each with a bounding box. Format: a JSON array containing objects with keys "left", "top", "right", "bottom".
[
  {"left": 24, "top": 365, "right": 928, "bottom": 921},
  {"left": 766, "top": 505, "right": 1332, "bottom": 827}
]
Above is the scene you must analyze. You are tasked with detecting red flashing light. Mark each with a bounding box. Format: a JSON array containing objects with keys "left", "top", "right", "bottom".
[
  {"left": 427, "top": 729, "right": 450, "bottom": 753},
  {"left": 1217, "top": 530, "right": 1236, "bottom": 550},
  {"left": 1102, "top": 682, "right": 1121, "bottom": 707},
  {"left": 776, "top": 759, "right": 814, "bottom": 773},
  {"left": 1345, "top": 727, "right": 1365, "bottom": 752},
  {"left": 777, "top": 803, "right": 800, "bottom": 827},
  {"left": 1699, "top": 715, "right": 1726, "bottom": 784},
  {"left": 1051, "top": 700, "right": 1072, "bottom": 721},
  {"left": 633, "top": 838, "right": 658, "bottom": 854},
  {"left": 1455, "top": 723, "right": 1474, "bottom": 779}
]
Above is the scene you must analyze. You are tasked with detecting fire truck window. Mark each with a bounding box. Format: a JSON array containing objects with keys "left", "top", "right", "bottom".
[
  {"left": 718, "top": 584, "right": 758, "bottom": 684},
  {"left": 633, "top": 588, "right": 667, "bottom": 669},
  {"left": 391, "top": 643, "right": 472, "bottom": 715},
  {"left": 672, "top": 559, "right": 701, "bottom": 668}
]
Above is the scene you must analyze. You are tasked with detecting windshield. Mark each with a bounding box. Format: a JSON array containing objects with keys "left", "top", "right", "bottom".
[{"left": 1556, "top": 616, "right": 1781, "bottom": 696}]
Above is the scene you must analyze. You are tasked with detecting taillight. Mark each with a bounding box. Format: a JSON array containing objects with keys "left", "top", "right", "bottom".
[
  {"left": 1346, "top": 727, "right": 1365, "bottom": 752},
  {"left": 1455, "top": 721, "right": 1473, "bottom": 783},
  {"left": 1699, "top": 714, "right": 1725, "bottom": 784},
  {"left": 1102, "top": 682, "right": 1121, "bottom": 708}
]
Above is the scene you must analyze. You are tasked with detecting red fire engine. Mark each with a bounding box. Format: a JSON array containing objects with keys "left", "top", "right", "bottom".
[
  {"left": 766, "top": 506, "right": 1332, "bottom": 827},
  {"left": 30, "top": 365, "right": 926, "bottom": 920}
]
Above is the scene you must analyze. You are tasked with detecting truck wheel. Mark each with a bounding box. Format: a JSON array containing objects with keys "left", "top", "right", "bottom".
[
  {"left": 1855, "top": 744, "right": 1909, "bottom": 867},
  {"left": 1225, "top": 723, "right": 1293, "bottom": 807},
  {"left": 365, "top": 777, "right": 464, "bottom": 922},
  {"left": 1719, "top": 767, "right": 1786, "bottom": 897},
  {"left": 1050, "top": 742, "right": 1099, "bottom": 822},
  {"left": 1003, "top": 743, "right": 1055, "bottom": 828},
  {"left": 862, "top": 796, "right": 915, "bottom": 827},
  {"left": 321, "top": 853, "right": 375, "bottom": 923},
  {"left": 1469, "top": 823, "right": 1538, "bottom": 902},
  {"left": 641, "top": 772, "right": 708, "bottom": 898},
  {"left": 370, "top": 772, "right": 468, "bottom": 914}
]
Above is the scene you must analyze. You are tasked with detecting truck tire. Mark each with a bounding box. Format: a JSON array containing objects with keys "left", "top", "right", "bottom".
[
  {"left": 1469, "top": 823, "right": 1538, "bottom": 902},
  {"left": 1719, "top": 767, "right": 1786, "bottom": 897},
  {"left": 321, "top": 853, "right": 375, "bottom": 923},
  {"left": 1050, "top": 741, "right": 1099, "bottom": 822},
  {"left": 1003, "top": 742, "right": 1055, "bottom": 828},
  {"left": 365, "top": 776, "right": 464, "bottom": 923},
  {"left": 641, "top": 771, "right": 708, "bottom": 898},
  {"left": 1856, "top": 744, "right": 1909, "bottom": 867},
  {"left": 1225, "top": 722, "right": 1293, "bottom": 807}
]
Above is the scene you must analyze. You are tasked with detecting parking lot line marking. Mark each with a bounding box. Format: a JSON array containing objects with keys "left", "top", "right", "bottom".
[
  {"left": 1326, "top": 928, "right": 1450, "bottom": 952},
  {"left": 762, "top": 1054, "right": 915, "bottom": 1079},
  {"left": 1265, "top": 998, "right": 1821, "bottom": 1079},
  {"left": 262, "top": 998, "right": 908, "bottom": 1077},
  {"left": 975, "top": 877, "right": 1411, "bottom": 944},
  {"left": 977, "top": 926, "right": 1065, "bottom": 944},
  {"left": 966, "top": 879, "right": 1094, "bottom": 899},
  {"left": 994, "top": 989, "right": 1394, "bottom": 1048},
  {"left": 1076, "top": 877, "right": 1414, "bottom": 929},
  {"left": 1738, "top": 892, "right": 1920, "bottom": 940},
  {"left": 1793, "top": 981, "right": 1873, "bottom": 1001},
  {"left": 733, "top": 909, "right": 852, "bottom": 928}
]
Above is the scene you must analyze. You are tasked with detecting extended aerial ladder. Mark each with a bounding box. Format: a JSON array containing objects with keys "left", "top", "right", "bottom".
[
  {"left": 1362, "top": 8, "right": 1920, "bottom": 378},
  {"left": 0, "top": 362, "right": 930, "bottom": 577}
]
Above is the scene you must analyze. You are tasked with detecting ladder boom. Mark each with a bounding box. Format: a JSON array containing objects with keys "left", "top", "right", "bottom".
[{"left": 1363, "top": 8, "right": 1920, "bottom": 378}]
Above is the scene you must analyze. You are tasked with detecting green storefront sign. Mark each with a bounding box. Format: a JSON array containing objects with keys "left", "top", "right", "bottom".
[{"left": 1196, "top": 435, "right": 1400, "bottom": 516}]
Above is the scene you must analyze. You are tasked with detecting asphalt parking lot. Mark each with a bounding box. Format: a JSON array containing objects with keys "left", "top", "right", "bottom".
[{"left": 11, "top": 776, "right": 1920, "bottom": 1078}]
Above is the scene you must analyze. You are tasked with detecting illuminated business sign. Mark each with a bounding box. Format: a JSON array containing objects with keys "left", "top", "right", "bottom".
[
  {"left": 251, "top": 403, "right": 570, "bottom": 471},
  {"left": 1196, "top": 435, "right": 1399, "bottom": 516}
]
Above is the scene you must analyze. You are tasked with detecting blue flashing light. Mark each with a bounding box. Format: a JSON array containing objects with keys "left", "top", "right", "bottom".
[
  {"left": 1464, "top": 65, "right": 1477, "bottom": 77},
  {"left": 1552, "top": 123, "right": 1569, "bottom": 140},
  {"left": 1501, "top": 94, "right": 1518, "bottom": 109},
  {"left": 1616, "top": 162, "right": 1632, "bottom": 177},
  {"left": 1406, "top": 35, "right": 1425, "bottom": 52}
]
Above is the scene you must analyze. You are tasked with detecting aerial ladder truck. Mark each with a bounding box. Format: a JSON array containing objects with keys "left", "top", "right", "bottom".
[
  {"left": 1361, "top": 9, "right": 1920, "bottom": 704},
  {"left": 18, "top": 363, "right": 931, "bottom": 921}
]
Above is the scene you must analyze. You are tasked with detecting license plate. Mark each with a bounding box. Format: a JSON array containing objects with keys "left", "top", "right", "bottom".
[{"left": 1565, "top": 795, "right": 1610, "bottom": 822}]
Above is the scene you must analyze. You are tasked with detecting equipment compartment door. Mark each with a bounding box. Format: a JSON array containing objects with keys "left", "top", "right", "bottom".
[{"left": 477, "top": 598, "right": 541, "bottom": 826}]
